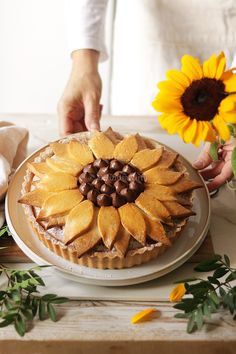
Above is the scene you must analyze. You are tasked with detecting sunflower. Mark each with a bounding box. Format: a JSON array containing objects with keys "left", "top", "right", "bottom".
[
  {"left": 152, "top": 52, "right": 236, "bottom": 146},
  {"left": 19, "top": 129, "right": 201, "bottom": 263}
]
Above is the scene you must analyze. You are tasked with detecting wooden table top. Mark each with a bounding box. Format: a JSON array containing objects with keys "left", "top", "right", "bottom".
[{"left": 1, "top": 114, "right": 236, "bottom": 354}]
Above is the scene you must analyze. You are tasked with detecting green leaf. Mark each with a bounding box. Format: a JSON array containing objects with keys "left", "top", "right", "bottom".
[
  {"left": 209, "top": 291, "right": 220, "bottom": 306},
  {"left": 32, "top": 298, "right": 39, "bottom": 317},
  {"left": 50, "top": 297, "right": 68, "bottom": 304},
  {"left": 203, "top": 302, "right": 211, "bottom": 318},
  {"left": 194, "top": 263, "right": 222, "bottom": 272},
  {"left": 195, "top": 308, "right": 204, "bottom": 330},
  {"left": 219, "top": 287, "right": 226, "bottom": 297},
  {"left": 47, "top": 303, "right": 56, "bottom": 322},
  {"left": 21, "top": 308, "right": 33, "bottom": 321},
  {"left": 187, "top": 314, "right": 196, "bottom": 333},
  {"left": 224, "top": 254, "right": 230, "bottom": 267},
  {"left": 174, "top": 313, "right": 189, "bottom": 319},
  {"left": 209, "top": 142, "right": 219, "bottom": 161},
  {"left": 14, "top": 315, "right": 26, "bottom": 337},
  {"left": 41, "top": 294, "right": 57, "bottom": 302},
  {"left": 39, "top": 300, "right": 46, "bottom": 321},
  {"left": 226, "top": 271, "right": 236, "bottom": 282},
  {"left": 0, "top": 318, "right": 14, "bottom": 327},
  {"left": 207, "top": 276, "right": 220, "bottom": 286},
  {"left": 213, "top": 267, "right": 228, "bottom": 279},
  {"left": 231, "top": 146, "right": 236, "bottom": 177}
]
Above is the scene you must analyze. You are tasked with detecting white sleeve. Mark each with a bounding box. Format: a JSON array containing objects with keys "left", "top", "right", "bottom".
[
  {"left": 65, "top": 0, "right": 109, "bottom": 61},
  {"left": 231, "top": 53, "right": 236, "bottom": 68}
]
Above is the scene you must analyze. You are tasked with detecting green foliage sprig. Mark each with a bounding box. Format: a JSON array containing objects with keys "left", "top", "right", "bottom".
[
  {"left": 174, "top": 254, "right": 236, "bottom": 333},
  {"left": 0, "top": 225, "right": 68, "bottom": 336}
]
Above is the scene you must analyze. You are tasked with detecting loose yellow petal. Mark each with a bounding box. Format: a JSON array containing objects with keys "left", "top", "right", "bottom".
[
  {"left": 181, "top": 55, "right": 203, "bottom": 81},
  {"left": 131, "top": 308, "right": 157, "bottom": 324},
  {"left": 213, "top": 115, "right": 231, "bottom": 141},
  {"left": 169, "top": 283, "right": 186, "bottom": 302}
]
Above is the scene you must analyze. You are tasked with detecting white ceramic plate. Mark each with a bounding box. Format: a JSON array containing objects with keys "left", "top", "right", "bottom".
[{"left": 5, "top": 143, "right": 210, "bottom": 286}]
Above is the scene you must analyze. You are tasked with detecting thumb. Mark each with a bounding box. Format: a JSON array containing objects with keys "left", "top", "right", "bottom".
[
  {"left": 84, "top": 96, "right": 101, "bottom": 131},
  {"left": 192, "top": 143, "right": 212, "bottom": 170}
]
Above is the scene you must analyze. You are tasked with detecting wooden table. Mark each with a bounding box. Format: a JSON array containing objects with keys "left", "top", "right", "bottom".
[{"left": 1, "top": 114, "right": 236, "bottom": 354}]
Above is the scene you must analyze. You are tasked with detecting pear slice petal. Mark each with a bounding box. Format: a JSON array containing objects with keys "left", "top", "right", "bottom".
[
  {"left": 50, "top": 142, "right": 71, "bottom": 160},
  {"left": 144, "top": 168, "right": 183, "bottom": 185},
  {"left": 163, "top": 201, "right": 195, "bottom": 218},
  {"left": 88, "top": 131, "right": 115, "bottom": 159},
  {"left": 171, "top": 176, "right": 203, "bottom": 193},
  {"left": 118, "top": 203, "right": 146, "bottom": 245},
  {"left": 68, "top": 140, "right": 94, "bottom": 165},
  {"left": 114, "top": 228, "right": 131, "bottom": 257},
  {"left": 135, "top": 133, "right": 148, "bottom": 150},
  {"left": 46, "top": 158, "right": 83, "bottom": 176},
  {"left": 27, "top": 162, "right": 53, "bottom": 178},
  {"left": 142, "top": 213, "right": 171, "bottom": 246},
  {"left": 64, "top": 200, "right": 94, "bottom": 245},
  {"left": 145, "top": 185, "right": 177, "bottom": 202},
  {"left": 98, "top": 206, "right": 120, "bottom": 249},
  {"left": 131, "top": 148, "right": 163, "bottom": 171},
  {"left": 18, "top": 189, "right": 52, "bottom": 208},
  {"left": 113, "top": 135, "right": 138, "bottom": 162},
  {"left": 37, "top": 172, "right": 77, "bottom": 192},
  {"left": 37, "top": 189, "right": 83, "bottom": 220},
  {"left": 72, "top": 209, "right": 101, "bottom": 258},
  {"left": 135, "top": 191, "right": 171, "bottom": 222},
  {"left": 44, "top": 214, "right": 67, "bottom": 229},
  {"left": 155, "top": 150, "right": 178, "bottom": 168}
]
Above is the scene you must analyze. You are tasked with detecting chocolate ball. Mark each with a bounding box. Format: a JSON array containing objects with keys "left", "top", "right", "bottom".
[
  {"left": 97, "top": 166, "right": 111, "bottom": 177},
  {"left": 120, "top": 188, "right": 138, "bottom": 202},
  {"left": 79, "top": 182, "right": 93, "bottom": 196},
  {"left": 93, "top": 159, "right": 109, "bottom": 169},
  {"left": 122, "top": 164, "right": 136, "bottom": 174},
  {"left": 127, "top": 172, "right": 143, "bottom": 183},
  {"left": 101, "top": 173, "right": 115, "bottom": 185},
  {"left": 111, "top": 192, "right": 126, "bottom": 208},
  {"left": 114, "top": 171, "right": 128, "bottom": 182},
  {"left": 87, "top": 189, "right": 99, "bottom": 204},
  {"left": 110, "top": 159, "right": 124, "bottom": 171},
  {"left": 100, "top": 183, "right": 115, "bottom": 195},
  {"left": 92, "top": 178, "right": 104, "bottom": 191},
  {"left": 83, "top": 164, "right": 98, "bottom": 175},
  {"left": 129, "top": 181, "right": 145, "bottom": 193},
  {"left": 114, "top": 180, "right": 128, "bottom": 193},
  {"left": 97, "top": 194, "right": 112, "bottom": 206},
  {"left": 78, "top": 172, "right": 95, "bottom": 184}
]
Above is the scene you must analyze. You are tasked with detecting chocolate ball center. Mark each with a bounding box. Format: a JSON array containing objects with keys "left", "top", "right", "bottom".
[{"left": 77, "top": 158, "right": 145, "bottom": 207}]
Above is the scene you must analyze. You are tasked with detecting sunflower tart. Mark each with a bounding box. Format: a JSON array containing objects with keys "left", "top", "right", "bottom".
[{"left": 19, "top": 128, "right": 202, "bottom": 269}]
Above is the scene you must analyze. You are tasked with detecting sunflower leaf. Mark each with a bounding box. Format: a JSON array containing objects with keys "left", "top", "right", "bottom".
[
  {"left": 231, "top": 146, "right": 236, "bottom": 177},
  {"left": 209, "top": 142, "right": 219, "bottom": 161}
]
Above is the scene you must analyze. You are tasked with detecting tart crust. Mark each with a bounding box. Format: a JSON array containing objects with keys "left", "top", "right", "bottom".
[{"left": 20, "top": 131, "right": 197, "bottom": 269}]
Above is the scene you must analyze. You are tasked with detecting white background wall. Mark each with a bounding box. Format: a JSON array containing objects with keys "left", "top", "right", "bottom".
[{"left": 0, "top": 0, "right": 112, "bottom": 115}]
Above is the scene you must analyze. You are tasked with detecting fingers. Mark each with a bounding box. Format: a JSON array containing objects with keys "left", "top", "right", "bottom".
[
  {"left": 84, "top": 96, "right": 101, "bottom": 131},
  {"left": 192, "top": 143, "right": 212, "bottom": 170},
  {"left": 57, "top": 100, "right": 85, "bottom": 137},
  {"left": 200, "top": 161, "right": 224, "bottom": 180},
  {"left": 206, "top": 162, "right": 233, "bottom": 192}
]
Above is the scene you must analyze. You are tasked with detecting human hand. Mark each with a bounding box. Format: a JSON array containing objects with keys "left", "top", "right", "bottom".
[
  {"left": 58, "top": 49, "right": 102, "bottom": 136},
  {"left": 193, "top": 141, "right": 235, "bottom": 192}
]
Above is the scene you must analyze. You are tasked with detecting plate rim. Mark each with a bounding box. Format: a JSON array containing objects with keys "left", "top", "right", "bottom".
[{"left": 5, "top": 136, "right": 211, "bottom": 286}]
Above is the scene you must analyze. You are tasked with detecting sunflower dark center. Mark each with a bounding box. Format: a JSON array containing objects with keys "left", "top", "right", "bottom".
[{"left": 181, "top": 78, "right": 225, "bottom": 121}]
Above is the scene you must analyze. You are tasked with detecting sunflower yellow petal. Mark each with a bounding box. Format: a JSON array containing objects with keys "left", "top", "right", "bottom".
[
  {"left": 166, "top": 69, "right": 191, "bottom": 89},
  {"left": 219, "top": 96, "right": 235, "bottom": 113},
  {"left": 182, "top": 119, "right": 198, "bottom": 144},
  {"left": 169, "top": 283, "right": 186, "bottom": 302},
  {"left": 215, "top": 52, "right": 226, "bottom": 79},
  {"left": 160, "top": 113, "right": 188, "bottom": 135},
  {"left": 152, "top": 93, "right": 182, "bottom": 113},
  {"left": 157, "top": 80, "right": 184, "bottom": 97},
  {"left": 181, "top": 55, "right": 203, "bottom": 81},
  {"left": 202, "top": 122, "right": 217, "bottom": 142},
  {"left": 191, "top": 121, "right": 203, "bottom": 146},
  {"left": 220, "top": 112, "right": 236, "bottom": 124},
  {"left": 203, "top": 54, "right": 217, "bottom": 78},
  {"left": 223, "top": 72, "right": 236, "bottom": 92},
  {"left": 213, "top": 115, "right": 231, "bottom": 141}
]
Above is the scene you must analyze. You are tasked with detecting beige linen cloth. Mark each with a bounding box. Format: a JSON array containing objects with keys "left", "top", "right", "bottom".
[{"left": 0, "top": 122, "right": 28, "bottom": 227}]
